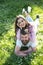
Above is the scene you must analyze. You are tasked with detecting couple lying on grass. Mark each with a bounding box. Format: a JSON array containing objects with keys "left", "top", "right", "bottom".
[{"left": 15, "top": 6, "right": 39, "bottom": 57}]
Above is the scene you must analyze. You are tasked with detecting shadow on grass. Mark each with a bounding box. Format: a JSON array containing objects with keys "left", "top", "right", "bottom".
[{"left": 3, "top": 47, "right": 36, "bottom": 65}]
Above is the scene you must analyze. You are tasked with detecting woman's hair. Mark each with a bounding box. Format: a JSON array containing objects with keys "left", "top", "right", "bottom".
[
  {"left": 15, "top": 17, "right": 20, "bottom": 33},
  {"left": 15, "top": 17, "right": 27, "bottom": 33}
]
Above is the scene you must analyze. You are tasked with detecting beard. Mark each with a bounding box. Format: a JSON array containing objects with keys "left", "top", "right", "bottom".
[{"left": 21, "top": 40, "right": 29, "bottom": 45}]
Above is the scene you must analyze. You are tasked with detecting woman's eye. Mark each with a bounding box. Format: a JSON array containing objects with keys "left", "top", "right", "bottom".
[{"left": 22, "top": 20, "right": 23, "bottom": 22}]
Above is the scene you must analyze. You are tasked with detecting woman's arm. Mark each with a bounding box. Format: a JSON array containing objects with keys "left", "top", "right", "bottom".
[
  {"left": 16, "top": 29, "right": 21, "bottom": 40},
  {"left": 23, "top": 47, "right": 36, "bottom": 54}
]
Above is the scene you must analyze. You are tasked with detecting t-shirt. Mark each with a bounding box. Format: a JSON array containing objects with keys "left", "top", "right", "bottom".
[{"left": 16, "top": 39, "right": 37, "bottom": 48}]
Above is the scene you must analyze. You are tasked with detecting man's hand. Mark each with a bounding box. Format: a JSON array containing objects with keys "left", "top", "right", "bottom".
[
  {"left": 23, "top": 47, "right": 32, "bottom": 54},
  {"left": 15, "top": 45, "right": 28, "bottom": 57}
]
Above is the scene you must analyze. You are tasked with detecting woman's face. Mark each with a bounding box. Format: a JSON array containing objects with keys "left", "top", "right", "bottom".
[{"left": 17, "top": 18, "right": 26, "bottom": 28}]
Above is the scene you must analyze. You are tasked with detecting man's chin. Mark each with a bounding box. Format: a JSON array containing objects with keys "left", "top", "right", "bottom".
[{"left": 22, "top": 41, "right": 29, "bottom": 45}]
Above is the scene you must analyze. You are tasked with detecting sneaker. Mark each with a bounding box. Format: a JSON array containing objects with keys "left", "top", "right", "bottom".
[
  {"left": 22, "top": 8, "right": 28, "bottom": 16},
  {"left": 22, "top": 8, "right": 25, "bottom": 14},
  {"left": 27, "top": 6, "right": 32, "bottom": 13}
]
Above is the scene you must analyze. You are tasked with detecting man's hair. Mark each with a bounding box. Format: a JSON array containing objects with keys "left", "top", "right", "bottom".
[
  {"left": 21, "top": 29, "right": 28, "bottom": 35},
  {"left": 21, "top": 28, "right": 30, "bottom": 45}
]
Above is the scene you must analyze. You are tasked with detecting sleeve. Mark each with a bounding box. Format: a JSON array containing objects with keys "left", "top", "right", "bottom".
[
  {"left": 30, "top": 42, "right": 37, "bottom": 48},
  {"left": 16, "top": 39, "right": 22, "bottom": 47},
  {"left": 29, "top": 26, "right": 36, "bottom": 43},
  {"left": 16, "top": 29, "right": 20, "bottom": 40}
]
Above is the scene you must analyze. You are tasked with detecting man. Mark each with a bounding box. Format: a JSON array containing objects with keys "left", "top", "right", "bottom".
[{"left": 15, "top": 30, "right": 36, "bottom": 57}]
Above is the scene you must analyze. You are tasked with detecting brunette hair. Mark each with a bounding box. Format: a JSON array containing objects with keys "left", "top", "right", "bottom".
[{"left": 15, "top": 17, "right": 27, "bottom": 33}]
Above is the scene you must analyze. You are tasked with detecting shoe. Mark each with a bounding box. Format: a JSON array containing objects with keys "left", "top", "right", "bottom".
[
  {"left": 27, "top": 6, "right": 32, "bottom": 13},
  {"left": 22, "top": 8, "right": 28, "bottom": 16},
  {"left": 22, "top": 8, "right": 25, "bottom": 14},
  {"left": 23, "top": 6, "right": 32, "bottom": 13}
]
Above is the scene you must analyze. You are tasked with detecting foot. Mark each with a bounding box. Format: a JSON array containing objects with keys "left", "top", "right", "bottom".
[
  {"left": 22, "top": 8, "right": 28, "bottom": 16},
  {"left": 27, "top": 6, "right": 32, "bottom": 13},
  {"left": 22, "top": 8, "right": 25, "bottom": 14},
  {"left": 36, "top": 15, "right": 39, "bottom": 19}
]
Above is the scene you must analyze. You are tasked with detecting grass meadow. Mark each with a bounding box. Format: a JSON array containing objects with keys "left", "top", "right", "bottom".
[{"left": 0, "top": 0, "right": 43, "bottom": 65}]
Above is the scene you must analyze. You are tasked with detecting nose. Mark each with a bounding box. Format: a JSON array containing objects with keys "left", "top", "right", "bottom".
[
  {"left": 23, "top": 38, "right": 25, "bottom": 41},
  {"left": 23, "top": 38, "right": 27, "bottom": 42}
]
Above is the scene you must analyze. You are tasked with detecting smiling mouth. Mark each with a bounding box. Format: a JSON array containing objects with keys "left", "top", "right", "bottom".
[{"left": 22, "top": 40, "right": 29, "bottom": 45}]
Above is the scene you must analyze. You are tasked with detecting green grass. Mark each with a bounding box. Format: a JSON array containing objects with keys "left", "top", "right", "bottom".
[{"left": 0, "top": 0, "right": 43, "bottom": 65}]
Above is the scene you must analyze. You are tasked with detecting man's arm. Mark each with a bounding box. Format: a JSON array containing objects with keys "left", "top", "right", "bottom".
[
  {"left": 15, "top": 39, "right": 27, "bottom": 57},
  {"left": 23, "top": 47, "right": 32, "bottom": 54},
  {"left": 15, "top": 45, "right": 27, "bottom": 57},
  {"left": 23, "top": 47, "right": 36, "bottom": 54}
]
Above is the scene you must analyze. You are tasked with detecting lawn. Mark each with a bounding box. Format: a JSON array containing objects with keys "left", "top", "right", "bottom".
[{"left": 0, "top": 0, "right": 43, "bottom": 65}]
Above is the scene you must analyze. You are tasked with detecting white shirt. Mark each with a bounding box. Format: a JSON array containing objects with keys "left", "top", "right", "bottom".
[{"left": 16, "top": 39, "right": 37, "bottom": 48}]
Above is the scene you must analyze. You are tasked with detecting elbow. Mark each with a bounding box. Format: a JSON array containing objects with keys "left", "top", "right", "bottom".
[
  {"left": 14, "top": 49, "right": 20, "bottom": 56},
  {"left": 15, "top": 49, "right": 18, "bottom": 55},
  {"left": 32, "top": 47, "right": 37, "bottom": 52}
]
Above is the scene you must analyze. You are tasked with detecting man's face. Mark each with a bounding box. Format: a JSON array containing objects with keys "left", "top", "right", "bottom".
[{"left": 21, "top": 34, "right": 29, "bottom": 45}]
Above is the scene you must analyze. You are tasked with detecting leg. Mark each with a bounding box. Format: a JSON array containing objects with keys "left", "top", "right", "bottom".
[{"left": 34, "top": 15, "right": 40, "bottom": 33}]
